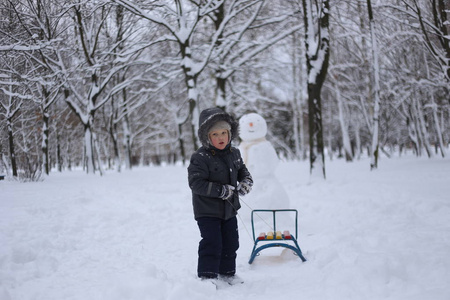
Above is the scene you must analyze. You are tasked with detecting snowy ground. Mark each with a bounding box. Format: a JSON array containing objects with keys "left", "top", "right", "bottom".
[{"left": 1, "top": 155, "right": 450, "bottom": 300}]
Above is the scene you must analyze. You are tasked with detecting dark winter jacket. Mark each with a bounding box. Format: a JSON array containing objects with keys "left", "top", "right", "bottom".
[{"left": 188, "top": 108, "right": 252, "bottom": 220}]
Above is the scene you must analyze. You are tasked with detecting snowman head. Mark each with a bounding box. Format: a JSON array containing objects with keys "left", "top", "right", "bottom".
[{"left": 239, "top": 113, "right": 267, "bottom": 142}]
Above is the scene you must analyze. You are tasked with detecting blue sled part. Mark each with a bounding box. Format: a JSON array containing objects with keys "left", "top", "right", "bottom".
[
  {"left": 248, "top": 235, "right": 307, "bottom": 264},
  {"left": 248, "top": 209, "right": 307, "bottom": 264}
]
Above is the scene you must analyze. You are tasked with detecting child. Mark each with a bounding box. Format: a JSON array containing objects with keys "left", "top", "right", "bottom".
[{"left": 188, "top": 107, "right": 253, "bottom": 285}]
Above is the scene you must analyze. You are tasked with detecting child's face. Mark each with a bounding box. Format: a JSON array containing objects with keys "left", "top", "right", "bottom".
[{"left": 209, "top": 129, "right": 229, "bottom": 150}]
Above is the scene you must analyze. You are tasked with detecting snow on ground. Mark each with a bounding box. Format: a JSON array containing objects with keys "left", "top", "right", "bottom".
[{"left": 1, "top": 155, "right": 449, "bottom": 300}]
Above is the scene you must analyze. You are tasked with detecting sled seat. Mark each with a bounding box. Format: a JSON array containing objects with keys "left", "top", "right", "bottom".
[
  {"left": 257, "top": 230, "right": 291, "bottom": 240},
  {"left": 249, "top": 209, "right": 306, "bottom": 264}
]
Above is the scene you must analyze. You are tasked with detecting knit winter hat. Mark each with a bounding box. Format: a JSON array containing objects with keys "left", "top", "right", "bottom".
[{"left": 208, "top": 120, "right": 231, "bottom": 134}]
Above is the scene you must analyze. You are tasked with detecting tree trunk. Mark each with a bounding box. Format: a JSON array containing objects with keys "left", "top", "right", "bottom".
[
  {"left": 354, "top": 122, "right": 362, "bottom": 160},
  {"left": 178, "top": 123, "right": 186, "bottom": 165},
  {"left": 189, "top": 98, "right": 199, "bottom": 151},
  {"left": 7, "top": 120, "right": 18, "bottom": 177},
  {"left": 307, "top": 83, "right": 326, "bottom": 178},
  {"left": 110, "top": 113, "right": 121, "bottom": 171},
  {"left": 414, "top": 94, "right": 432, "bottom": 157},
  {"left": 367, "top": 0, "right": 381, "bottom": 170},
  {"left": 93, "top": 131, "right": 104, "bottom": 175},
  {"left": 302, "top": 0, "right": 330, "bottom": 179},
  {"left": 406, "top": 103, "right": 421, "bottom": 156},
  {"left": 1, "top": 143, "right": 10, "bottom": 176},
  {"left": 423, "top": 50, "right": 446, "bottom": 158},
  {"left": 291, "top": 100, "right": 301, "bottom": 160},
  {"left": 213, "top": 3, "right": 227, "bottom": 111},
  {"left": 431, "top": 94, "right": 446, "bottom": 157},
  {"left": 83, "top": 124, "right": 96, "bottom": 174},
  {"left": 215, "top": 76, "right": 227, "bottom": 110},
  {"left": 180, "top": 41, "right": 200, "bottom": 153},
  {"left": 41, "top": 110, "right": 50, "bottom": 175},
  {"left": 122, "top": 114, "right": 132, "bottom": 169},
  {"left": 56, "top": 130, "right": 62, "bottom": 172},
  {"left": 336, "top": 85, "right": 353, "bottom": 161},
  {"left": 291, "top": 32, "right": 305, "bottom": 160}
]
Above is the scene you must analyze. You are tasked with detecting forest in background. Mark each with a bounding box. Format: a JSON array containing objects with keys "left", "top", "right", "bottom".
[{"left": 0, "top": 0, "right": 449, "bottom": 181}]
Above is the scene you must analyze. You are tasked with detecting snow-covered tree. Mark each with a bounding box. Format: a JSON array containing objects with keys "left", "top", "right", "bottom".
[
  {"left": 0, "top": 80, "right": 24, "bottom": 177},
  {"left": 0, "top": 0, "right": 35, "bottom": 178},
  {"left": 1, "top": 0, "right": 449, "bottom": 175},
  {"left": 209, "top": 1, "right": 302, "bottom": 110},
  {"left": 395, "top": 0, "right": 449, "bottom": 82},
  {"left": 112, "top": 0, "right": 231, "bottom": 154},
  {"left": 59, "top": 1, "right": 153, "bottom": 173}
]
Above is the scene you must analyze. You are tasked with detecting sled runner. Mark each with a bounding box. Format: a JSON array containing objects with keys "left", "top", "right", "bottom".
[{"left": 248, "top": 209, "right": 307, "bottom": 264}]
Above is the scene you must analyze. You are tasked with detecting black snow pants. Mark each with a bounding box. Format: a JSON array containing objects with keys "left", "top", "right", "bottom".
[{"left": 196, "top": 216, "right": 239, "bottom": 278}]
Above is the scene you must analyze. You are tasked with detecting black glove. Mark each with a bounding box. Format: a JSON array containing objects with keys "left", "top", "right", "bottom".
[
  {"left": 237, "top": 178, "right": 253, "bottom": 196},
  {"left": 220, "top": 184, "right": 235, "bottom": 200}
]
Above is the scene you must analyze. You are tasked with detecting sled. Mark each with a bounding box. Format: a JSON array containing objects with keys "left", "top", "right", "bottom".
[{"left": 248, "top": 209, "right": 307, "bottom": 264}]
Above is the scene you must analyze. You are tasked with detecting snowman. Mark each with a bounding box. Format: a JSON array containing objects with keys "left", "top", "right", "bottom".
[{"left": 238, "top": 113, "right": 290, "bottom": 213}]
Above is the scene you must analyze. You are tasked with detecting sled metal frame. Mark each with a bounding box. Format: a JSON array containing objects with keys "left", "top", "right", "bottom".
[{"left": 249, "top": 209, "right": 306, "bottom": 264}]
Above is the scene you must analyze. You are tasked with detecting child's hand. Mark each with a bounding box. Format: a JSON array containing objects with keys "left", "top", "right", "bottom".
[
  {"left": 220, "top": 185, "right": 235, "bottom": 200},
  {"left": 237, "top": 179, "right": 253, "bottom": 196}
]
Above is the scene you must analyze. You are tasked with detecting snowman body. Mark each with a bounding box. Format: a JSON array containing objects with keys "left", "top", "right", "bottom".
[{"left": 239, "top": 113, "right": 290, "bottom": 211}]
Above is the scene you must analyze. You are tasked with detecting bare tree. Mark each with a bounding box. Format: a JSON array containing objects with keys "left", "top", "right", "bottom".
[
  {"left": 58, "top": 1, "right": 151, "bottom": 173},
  {"left": 111, "top": 0, "right": 299, "bottom": 158},
  {"left": 0, "top": 80, "right": 25, "bottom": 177},
  {"left": 210, "top": 1, "right": 302, "bottom": 110},
  {"left": 0, "top": 0, "right": 34, "bottom": 178},
  {"left": 396, "top": 0, "right": 450, "bottom": 82},
  {"left": 112, "top": 0, "right": 230, "bottom": 156},
  {"left": 1, "top": 0, "right": 449, "bottom": 174}
]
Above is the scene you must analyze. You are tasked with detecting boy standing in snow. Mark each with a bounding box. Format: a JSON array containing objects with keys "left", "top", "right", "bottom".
[{"left": 188, "top": 107, "right": 253, "bottom": 285}]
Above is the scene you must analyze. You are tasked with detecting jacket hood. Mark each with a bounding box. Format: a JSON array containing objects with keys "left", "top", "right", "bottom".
[{"left": 198, "top": 107, "right": 239, "bottom": 149}]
